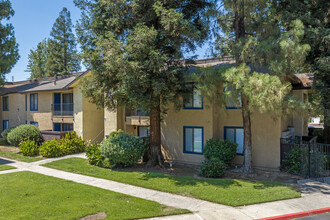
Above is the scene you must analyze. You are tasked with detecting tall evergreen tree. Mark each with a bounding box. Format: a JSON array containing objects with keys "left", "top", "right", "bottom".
[
  {"left": 75, "top": 0, "right": 213, "bottom": 166},
  {"left": 26, "top": 38, "right": 49, "bottom": 79},
  {"left": 195, "top": 0, "right": 310, "bottom": 172},
  {"left": 0, "top": 0, "right": 19, "bottom": 84},
  {"left": 46, "top": 7, "right": 80, "bottom": 76},
  {"left": 274, "top": 0, "right": 330, "bottom": 143}
]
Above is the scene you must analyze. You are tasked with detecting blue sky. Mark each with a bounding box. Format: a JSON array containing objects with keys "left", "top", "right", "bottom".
[{"left": 7, "top": 0, "right": 209, "bottom": 82}]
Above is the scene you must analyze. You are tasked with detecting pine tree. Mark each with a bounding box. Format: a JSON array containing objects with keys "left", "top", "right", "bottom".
[
  {"left": 26, "top": 39, "right": 49, "bottom": 79},
  {"left": 275, "top": 0, "right": 330, "bottom": 143},
  {"left": 195, "top": 0, "right": 310, "bottom": 172},
  {"left": 46, "top": 7, "right": 80, "bottom": 76},
  {"left": 0, "top": 0, "right": 19, "bottom": 83},
  {"left": 75, "top": 0, "right": 213, "bottom": 166}
]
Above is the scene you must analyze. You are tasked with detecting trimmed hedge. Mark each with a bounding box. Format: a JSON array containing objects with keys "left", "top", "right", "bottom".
[
  {"left": 200, "top": 157, "right": 227, "bottom": 178},
  {"left": 1, "top": 127, "right": 15, "bottom": 141},
  {"left": 204, "top": 138, "right": 237, "bottom": 166},
  {"left": 7, "top": 125, "right": 42, "bottom": 146},
  {"left": 100, "top": 130, "right": 145, "bottom": 167}
]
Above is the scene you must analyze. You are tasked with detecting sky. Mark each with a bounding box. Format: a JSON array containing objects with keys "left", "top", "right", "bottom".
[{"left": 7, "top": 0, "right": 209, "bottom": 82}]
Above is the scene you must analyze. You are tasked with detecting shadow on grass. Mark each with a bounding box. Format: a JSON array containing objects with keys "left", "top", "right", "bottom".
[{"left": 0, "top": 158, "right": 14, "bottom": 165}]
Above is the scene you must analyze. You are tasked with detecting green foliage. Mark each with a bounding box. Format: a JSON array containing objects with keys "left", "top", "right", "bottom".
[
  {"left": 39, "top": 132, "right": 86, "bottom": 158},
  {"left": 200, "top": 157, "right": 227, "bottom": 178},
  {"left": 281, "top": 145, "right": 328, "bottom": 177},
  {"left": 1, "top": 127, "right": 15, "bottom": 141},
  {"left": 19, "top": 140, "right": 39, "bottom": 156},
  {"left": 7, "top": 125, "right": 42, "bottom": 147},
  {"left": 100, "top": 130, "right": 145, "bottom": 167},
  {"left": 312, "top": 129, "right": 324, "bottom": 143},
  {"left": 60, "top": 131, "right": 86, "bottom": 155},
  {"left": 86, "top": 144, "right": 104, "bottom": 167},
  {"left": 204, "top": 138, "right": 237, "bottom": 166},
  {"left": 39, "top": 139, "right": 62, "bottom": 158},
  {"left": 26, "top": 39, "right": 49, "bottom": 79},
  {"left": 0, "top": 0, "right": 19, "bottom": 80}
]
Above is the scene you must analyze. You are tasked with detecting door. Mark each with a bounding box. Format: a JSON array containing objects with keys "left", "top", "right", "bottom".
[{"left": 54, "top": 93, "right": 61, "bottom": 115}]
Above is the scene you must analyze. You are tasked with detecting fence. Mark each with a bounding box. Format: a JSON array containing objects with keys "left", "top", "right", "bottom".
[{"left": 281, "top": 141, "right": 330, "bottom": 179}]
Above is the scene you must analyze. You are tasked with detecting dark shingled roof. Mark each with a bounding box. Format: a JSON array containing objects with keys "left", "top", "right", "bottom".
[{"left": 0, "top": 71, "right": 88, "bottom": 96}]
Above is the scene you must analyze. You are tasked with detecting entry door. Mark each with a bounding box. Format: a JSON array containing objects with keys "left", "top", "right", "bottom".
[{"left": 54, "top": 93, "right": 61, "bottom": 115}]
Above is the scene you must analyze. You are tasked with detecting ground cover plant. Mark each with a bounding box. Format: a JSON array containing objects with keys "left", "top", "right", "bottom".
[
  {"left": 0, "top": 171, "right": 188, "bottom": 220},
  {"left": 0, "top": 165, "right": 15, "bottom": 171},
  {"left": 44, "top": 158, "right": 301, "bottom": 206}
]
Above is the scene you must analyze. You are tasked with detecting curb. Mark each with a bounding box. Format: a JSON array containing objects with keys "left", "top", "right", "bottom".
[{"left": 256, "top": 207, "right": 330, "bottom": 220}]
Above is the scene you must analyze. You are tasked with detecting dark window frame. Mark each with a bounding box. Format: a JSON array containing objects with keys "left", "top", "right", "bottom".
[
  {"left": 183, "top": 83, "right": 203, "bottom": 110},
  {"left": 224, "top": 126, "right": 244, "bottom": 155},
  {"left": 2, "top": 96, "right": 9, "bottom": 111},
  {"left": 30, "top": 93, "right": 38, "bottom": 111},
  {"left": 183, "top": 126, "right": 204, "bottom": 155}
]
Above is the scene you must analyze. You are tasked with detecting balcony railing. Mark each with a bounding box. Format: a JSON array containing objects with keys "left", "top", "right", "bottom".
[
  {"left": 125, "top": 109, "right": 150, "bottom": 126},
  {"left": 51, "top": 103, "right": 73, "bottom": 117}
]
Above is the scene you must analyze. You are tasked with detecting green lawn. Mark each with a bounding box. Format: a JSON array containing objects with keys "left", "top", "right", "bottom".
[
  {"left": 0, "top": 171, "right": 188, "bottom": 220},
  {"left": 43, "top": 158, "right": 301, "bottom": 206},
  {"left": 0, "top": 150, "right": 43, "bottom": 163},
  {"left": 0, "top": 165, "right": 15, "bottom": 171}
]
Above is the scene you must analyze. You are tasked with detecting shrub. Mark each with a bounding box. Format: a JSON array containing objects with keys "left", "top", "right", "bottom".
[
  {"left": 100, "top": 130, "right": 145, "bottom": 167},
  {"left": 204, "top": 138, "right": 237, "bottom": 165},
  {"left": 60, "top": 132, "right": 86, "bottom": 155},
  {"left": 86, "top": 144, "right": 105, "bottom": 167},
  {"left": 200, "top": 157, "right": 227, "bottom": 178},
  {"left": 39, "top": 139, "right": 62, "bottom": 158},
  {"left": 1, "top": 127, "right": 15, "bottom": 141},
  {"left": 19, "top": 140, "right": 39, "bottom": 156},
  {"left": 7, "top": 125, "right": 42, "bottom": 146}
]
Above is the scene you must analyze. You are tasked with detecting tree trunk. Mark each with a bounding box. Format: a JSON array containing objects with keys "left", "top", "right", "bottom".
[
  {"left": 241, "top": 95, "right": 253, "bottom": 172},
  {"left": 149, "top": 97, "right": 164, "bottom": 166}
]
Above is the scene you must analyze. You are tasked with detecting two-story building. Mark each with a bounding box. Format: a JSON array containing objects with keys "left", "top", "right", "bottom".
[{"left": 0, "top": 71, "right": 104, "bottom": 143}]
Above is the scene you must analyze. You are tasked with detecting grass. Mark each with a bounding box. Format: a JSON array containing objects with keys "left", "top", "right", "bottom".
[
  {"left": 0, "top": 149, "right": 43, "bottom": 163},
  {"left": 43, "top": 158, "right": 301, "bottom": 206},
  {"left": 0, "top": 171, "right": 188, "bottom": 220},
  {"left": 0, "top": 165, "right": 15, "bottom": 171}
]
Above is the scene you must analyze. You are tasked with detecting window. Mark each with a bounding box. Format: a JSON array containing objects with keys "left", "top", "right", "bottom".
[
  {"left": 183, "top": 83, "right": 203, "bottom": 109},
  {"left": 62, "top": 123, "right": 73, "bottom": 131},
  {"left": 54, "top": 123, "right": 73, "bottom": 132},
  {"left": 225, "top": 85, "right": 241, "bottom": 109},
  {"left": 62, "top": 93, "right": 73, "bottom": 116},
  {"left": 30, "top": 121, "right": 38, "bottom": 127},
  {"left": 138, "top": 126, "right": 150, "bottom": 138},
  {"left": 3, "top": 120, "right": 9, "bottom": 130},
  {"left": 224, "top": 127, "right": 244, "bottom": 155},
  {"left": 30, "top": 93, "right": 38, "bottom": 111},
  {"left": 183, "top": 126, "right": 203, "bottom": 154},
  {"left": 2, "top": 96, "right": 8, "bottom": 111}
]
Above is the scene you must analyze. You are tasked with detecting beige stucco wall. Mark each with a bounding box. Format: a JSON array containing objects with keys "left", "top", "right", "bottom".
[
  {"left": 292, "top": 90, "right": 309, "bottom": 137},
  {"left": 82, "top": 95, "right": 104, "bottom": 143},
  {"left": 104, "top": 108, "right": 125, "bottom": 137},
  {"left": 73, "top": 86, "right": 83, "bottom": 138},
  {"left": 161, "top": 102, "right": 213, "bottom": 165},
  {"left": 1, "top": 93, "right": 26, "bottom": 131},
  {"left": 161, "top": 100, "right": 283, "bottom": 169}
]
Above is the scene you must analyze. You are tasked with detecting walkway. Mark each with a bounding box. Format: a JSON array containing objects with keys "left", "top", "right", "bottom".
[{"left": 0, "top": 154, "right": 329, "bottom": 220}]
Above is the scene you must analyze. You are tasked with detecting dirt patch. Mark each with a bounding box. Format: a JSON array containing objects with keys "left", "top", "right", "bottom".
[
  {"left": 0, "top": 146, "right": 20, "bottom": 153},
  {"left": 80, "top": 212, "right": 106, "bottom": 220},
  {"left": 113, "top": 162, "right": 302, "bottom": 184}
]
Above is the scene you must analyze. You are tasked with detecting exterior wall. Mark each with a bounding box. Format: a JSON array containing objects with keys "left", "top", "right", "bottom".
[
  {"left": 26, "top": 92, "right": 53, "bottom": 131},
  {"left": 161, "top": 102, "right": 213, "bottom": 165},
  {"left": 104, "top": 108, "right": 125, "bottom": 137},
  {"left": 1, "top": 93, "right": 26, "bottom": 131},
  {"left": 82, "top": 96, "right": 104, "bottom": 143},
  {"left": 161, "top": 100, "right": 283, "bottom": 169},
  {"left": 73, "top": 86, "right": 83, "bottom": 138}
]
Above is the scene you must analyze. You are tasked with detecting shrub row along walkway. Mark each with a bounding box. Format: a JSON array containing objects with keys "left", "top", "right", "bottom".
[{"left": 0, "top": 154, "right": 329, "bottom": 220}]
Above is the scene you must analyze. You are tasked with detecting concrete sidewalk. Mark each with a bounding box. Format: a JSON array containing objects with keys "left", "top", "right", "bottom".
[{"left": 0, "top": 155, "right": 329, "bottom": 220}]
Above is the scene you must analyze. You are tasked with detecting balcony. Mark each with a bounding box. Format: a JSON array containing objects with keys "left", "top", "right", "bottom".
[
  {"left": 125, "top": 109, "right": 150, "bottom": 126},
  {"left": 51, "top": 103, "right": 74, "bottom": 117}
]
